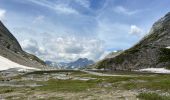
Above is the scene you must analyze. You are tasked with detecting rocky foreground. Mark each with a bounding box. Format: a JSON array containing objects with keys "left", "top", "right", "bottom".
[{"left": 0, "top": 70, "right": 170, "bottom": 100}]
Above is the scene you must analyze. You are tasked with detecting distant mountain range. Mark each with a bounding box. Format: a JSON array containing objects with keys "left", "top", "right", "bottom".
[
  {"left": 0, "top": 21, "right": 46, "bottom": 70},
  {"left": 45, "top": 58, "right": 94, "bottom": 69},
  {"left": 95, "top": 12, "right": 170, "bottom": 71}
]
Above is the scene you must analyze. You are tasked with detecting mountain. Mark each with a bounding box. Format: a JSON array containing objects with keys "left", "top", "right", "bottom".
[
  {"left": 67, "top": 58, "right": 94, "bottom": 69},
  {"left": 46, "top": 58, "right": 94, "bottom": 69},
  {"left": 45, "top": 60, "right": 63, "bottom": 69},
  {"left": 0, "top": 21, "right": 46, "bottom": 70},
  {"left": 95, "top": 12, "right": 170, "bottom": 71}
]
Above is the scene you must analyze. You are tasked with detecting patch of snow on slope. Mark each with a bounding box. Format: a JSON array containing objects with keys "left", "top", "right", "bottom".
[
  {"left": 138, "top": 68, "right": 170, "bottom": 73},
  {"left": 0, "top": 55, "right": 39, "bottom": 71},
  {"left": 166, "top": 46, "right": 170, "bottom": 49}
]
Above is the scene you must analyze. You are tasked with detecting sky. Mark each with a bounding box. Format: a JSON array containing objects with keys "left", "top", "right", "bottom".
[{"left": 0, "top": 0, "right": 170, "bottom": 62}]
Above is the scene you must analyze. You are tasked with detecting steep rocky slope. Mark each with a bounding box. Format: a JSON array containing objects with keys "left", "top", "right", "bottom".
[
  {"left": 95, "top": 12, "right": 170, "bottom": 71},
  {"left": 0, "top": 21, "right": 46, "bottom": 69}
]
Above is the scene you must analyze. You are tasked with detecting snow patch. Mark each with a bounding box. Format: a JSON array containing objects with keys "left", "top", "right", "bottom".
[
  {"left": 166, "top": 46, "right": 170, "bottom": 49},
  {"left": 0, "top": 55, "right": 39, "bottom": 71},
  {"left": 137, "top": 68, "right": 170, "bottom": 74}
]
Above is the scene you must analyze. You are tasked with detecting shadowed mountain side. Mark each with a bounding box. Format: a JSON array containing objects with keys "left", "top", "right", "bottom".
[
  {"left": 0, "top": 21, "right": 46, "bottom": 69},
  {"left": 95, "top": 12, "right": 170, "bottom": 71}
]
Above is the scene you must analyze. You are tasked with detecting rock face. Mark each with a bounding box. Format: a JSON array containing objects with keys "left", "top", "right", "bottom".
[
  {"left": 95, "top": 12, "right": 170, "bottom": 70},
  {"left": 0, "top": 21, "right": 46, "bottom": 69}
]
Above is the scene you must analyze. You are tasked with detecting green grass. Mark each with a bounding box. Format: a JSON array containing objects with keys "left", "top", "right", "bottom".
[
  {"left": 112, "top": 75, "right": 170, "bottom": 91},
  {"left": 2, "top": 70, "right": 170, "bottom": 99},
  {"left": 137, "top": 93, "right": 170, "bottom": 100},
  {"left": 159, "top": 48, "right": 170, "bottom": 63},
  {"left": 166, "top": 65, "right": 170, "bottom": 70},
  {"left": 122, "top": 82, "right": 137, "bottom": 90},
  {"left": 31, "top": 71, "right": 170, "bottom": 92},
  {"left": 0, "top": 87, "right": 14, "bottom": 94},
  {"left": 37, "top": 79, "right": 98, "bottom": 92}
]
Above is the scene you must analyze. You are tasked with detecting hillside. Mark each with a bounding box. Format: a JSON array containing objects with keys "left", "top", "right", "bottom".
[
  {"left": 95, "top": 12, "right": 170, "bottom": 71},
  {"left": 0, "top": 21, "right": 46, "bottom": 69}
]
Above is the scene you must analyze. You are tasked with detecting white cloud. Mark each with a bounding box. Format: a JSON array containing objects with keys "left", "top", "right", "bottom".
[
  {"left": 0, "top": 8, "right": 6, "bottom": 20},
  {"left": 98, "top": 51, "right": 110, "bottom": 60},
  {"left": 129, "top": 25, "right": 143, "bottom": 36},
  {"left": 75, "top": 0, "right": 90, "bottom": 8},
  {"left": 32, "top": 15, "right": 45, "bottom": 24},
  {"left": 114, "top": 6, "right": 139, "bottom": 15},
  {"left": 43, "top": 36, "right": 104, "bottom": 62},
  {"left": 21, "top": 39, "right": 41, "bottom": 54},
  {"left": 29, "top": 0, "right": 79, "bottom": 15},
  {"left": 96, "top": 20, "right": 133, "bottom": 49},
  {"left": 21, "top": 39, "right": 48, "bottom": 59},
  {"left": 20, "top": 36, "right": 105, "bottom": 62},
  {"left": 54, "top": 4, "right": 79, "bottom": 15}
]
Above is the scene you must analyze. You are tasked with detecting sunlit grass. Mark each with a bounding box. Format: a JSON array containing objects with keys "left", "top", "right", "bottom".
[
  {"left": 137, "top": 92, "right": 170, "bottom": 100},
  {"left": 36, "top": 79, "right": 98, "bottom": 92}
]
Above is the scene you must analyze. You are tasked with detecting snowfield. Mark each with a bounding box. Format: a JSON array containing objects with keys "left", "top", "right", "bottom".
[
  {"left": 138, "top": 68, "right": 170, "bottom": 74},
  {"left": 166, "top": 46, "right": 170, "bottom": 49},
  {"left": 0, "top": 55, "right": 40, "bottom": 71}
]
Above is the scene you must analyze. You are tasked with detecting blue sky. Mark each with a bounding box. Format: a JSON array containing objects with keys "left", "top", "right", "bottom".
[{"left": 0, "top": 0, "right": 170, "bottom": 62}]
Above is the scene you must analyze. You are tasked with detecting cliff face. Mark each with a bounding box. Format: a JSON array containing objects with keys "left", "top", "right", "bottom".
[
  {"left": 95, "top": 12, "right": 170, "bottom": 70},
  {"left": 0, "top": 21, "right": 22, "bottom": 52},
  {"left": 0, "top": 21, "right": 46, "bottom": 69}
]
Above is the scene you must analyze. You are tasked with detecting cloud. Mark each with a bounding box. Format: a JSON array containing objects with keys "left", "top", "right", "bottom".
[
  {"left": 21, "top": 39, "right": 48, "bottom": 59},
  {"left": 28, "top": 0, "right": 79, "bottom": 15},
  {"left": 42, "top": 36, "right": 105, "bottom": 62},
  {"left": 98, "top": 51, "right": 110, "bottom": 60},
  {"left": 20, "top": 36, "right": 105, "bottom": 62},
  {"left": 54, "top": 4, "right": 79, "bottom": 15},
  {"left": 96, "top": 20, "right": 133, "bottom": 49},
  {"left": 113, "top": 6, "right": 139, "bottom": 15},
  {"left": 75, "top": 0, "right": 90, "bottom": 8},
  {"left": 129, "top": 25, "right": 143, "bottom": 36},
  {"left": 32, "top": 15, "right": 45, "bottom": 24},
  {"left": 0, "top": 8, "right": 6, "bottom": 20},
  {"left": 21, "top": 39, "right": 45, "bottom": 55},
  {"left": 5, "top": 0, "right": 148, "bottom": 62}
]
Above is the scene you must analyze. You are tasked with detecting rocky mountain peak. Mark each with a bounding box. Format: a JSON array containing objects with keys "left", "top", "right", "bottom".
[
  {"left": 0, "top": 21, "right": 46, "bottom": 69},
  {"left": 95, "top": 12, "right": 170, "bottom": 70},
  {"left": 0, "top": 21, "right": 22, "bottom": 53}
]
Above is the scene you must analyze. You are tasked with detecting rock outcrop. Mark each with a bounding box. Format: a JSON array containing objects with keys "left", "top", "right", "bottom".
[
  {"left": 95, "top": 12, "right": 170, "bottom": 70},
  {"left": 0, "top": 21, "right": 46, "bottom": 69}
]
